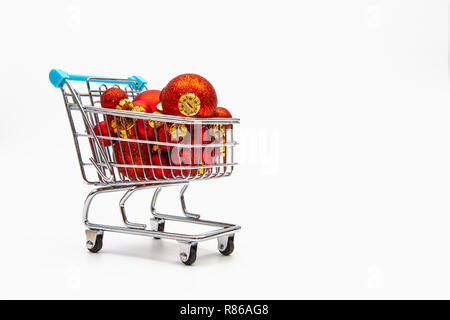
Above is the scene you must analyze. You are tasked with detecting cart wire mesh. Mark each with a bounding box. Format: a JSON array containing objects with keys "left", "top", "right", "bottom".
[{"left": 59, "top": 77, "right": 239, "bottom": 186}]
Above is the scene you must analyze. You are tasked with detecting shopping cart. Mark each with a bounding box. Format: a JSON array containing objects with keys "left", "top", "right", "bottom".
[{"left": 49, "top": 69, "right": 240, "bottom": 265}]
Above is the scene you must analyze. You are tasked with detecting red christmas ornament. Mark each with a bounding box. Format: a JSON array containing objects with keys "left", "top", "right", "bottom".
[
  {"left": 215, "top": 107, "right": 232, "bottom": 118},
  {"left": 100, "top": 87, "right": 128, "bottom": 109},
  {"left": 134, "top": 90, "right": 161, "bottom": 113},
  {"left": 163, "top": 125, "right": 218, "bottom": 178},
  {"left": 156, "top": 123, "right": 189, "bottom": 152},
  {"left": 135, "top": 110, "right": 164, "bottom": 144},
  {"left": 93, "top": 121, "right": 115, "bottom": 147},
  {"left": 194, "top": 126, "right": 222, "bottom": 165},
  {"left": 130, "top": 100, "right": 151, "bottom": 113},
  {"left": 168, "top": 148, "right": 198, "bottom": 178},
  {"left": 215, "top": 107, "right": 232, "bottom": 130},
  {"left": 113, "top": 141, "right": 150, "bottom": 180},
  {"left": 149, "top": 153, "right": 173, "bottom": 179},
  {"left": 110, "top": 100, "right": 152, "bottom": 139},
  {"left": 136, "top": 119, "right": 156, "bottom": 141},
  {"left": 160, "top": 74, "right": 217, "bottom": 118}
]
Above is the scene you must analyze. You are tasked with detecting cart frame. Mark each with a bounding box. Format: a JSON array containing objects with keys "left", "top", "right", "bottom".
[{"left": 49, "top": 69, "right": 240, "bottom": 265}]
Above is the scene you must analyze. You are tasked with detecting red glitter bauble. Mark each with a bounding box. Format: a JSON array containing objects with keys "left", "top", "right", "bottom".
[
  {"left": 113, "top": 141, "right": 150, "bottom": 180},
  {"left": 160, "top": 74, "right": 217, "bottom": 118},
  {"left": 215, "top": 107, "right": 232, "bottom": 130},
  {"left": 168, "top": 148, "right": 198, "bottom": 178},
  {"left": 191, "top": 126, "right": 221, "bottom": 166},
  {"left": 136, "top": 119, "right": 156, "bottom": 141},
  {"left": 100, "top": 87, "right": 127, "bottom": 109},
  {"left": 150, "top": 153, "right": 173, "bottom": 179},
  {"left": 156, "top": 123, "right": 190, "bottom": 152},
  {"left": 215, "top": 107, "right": 232, "bottom": 118},
  {"left": 134, "top": 90, "right": 161, "bottom": 113},
  {"left": 93, "top": 121, "right": 115, "bottom": 147}
]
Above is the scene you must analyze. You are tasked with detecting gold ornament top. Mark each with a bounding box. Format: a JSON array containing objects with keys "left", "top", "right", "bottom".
[
  {"left": 209, "top": 124, "right": 226, "bottom": 140},
  {"left": 178, "top": 93, "right": 200, "bottom": 116},
  {"left": 156, "top": 102, "right": 163, "bottom": 111},
  {"left": 132, "top": 105, "right": 146, "bottom": 113},
  {"left": 148, "top": 111, "right": 164, "bottom": 129},
  {"left": 209, "top": 124, "right": 226, "bottom": 157},
  {"left": 116, "top": 98, "right": 134, "bottom": 111},
  {"left": 168, "top": 124, "right": 188, "bottom": 140},
  {"left": 110, "top": 118, "right": 135, "bottom": 138},
  {"left": 197, "top": 165, "right": 205, "bottom": 176}
]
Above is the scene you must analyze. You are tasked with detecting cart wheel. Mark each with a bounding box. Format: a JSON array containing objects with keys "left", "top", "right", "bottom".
[
  {"left": 86, "top": 231, "right": 103, "bottom": 253},
  {"left": 179, "top": 242, "right": 197, "bottom": 266},
  {"left": 150, "top": 218, "right": 165, "bottom": 239},
  {"left": 218, "top": 234, "right": 234, "bottom": 256}
]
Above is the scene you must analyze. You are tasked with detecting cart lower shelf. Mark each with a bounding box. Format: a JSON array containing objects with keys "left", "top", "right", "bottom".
[{"left": 83, "top": 182, "right": 240, "bottom": 265}]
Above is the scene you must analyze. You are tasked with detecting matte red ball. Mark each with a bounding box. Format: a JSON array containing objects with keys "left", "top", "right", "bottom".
[
  {"left": 160, "top": 74, "right": 217, "bottom": 118},
  {"left": 134, "top": 90, "right": 161, "bottom": 113},
  {"left": 100, "top": 87, "right": 127, "bottom": 109}
]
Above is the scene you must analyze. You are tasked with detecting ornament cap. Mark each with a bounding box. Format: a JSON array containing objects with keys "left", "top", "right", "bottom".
[
  {"left": 148, "top": 111, "right": 164, "bottom": 129},
  {"left": 169, "top": 123, "right": 188, "bottom": 140},
  {"left": 178, "top": 93, "right": 201, "bottom": 116}
]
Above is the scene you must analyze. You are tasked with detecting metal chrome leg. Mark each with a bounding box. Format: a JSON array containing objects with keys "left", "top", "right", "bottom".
[
  {"left": 150, "top": 187, "right": 162, "bottom": 218},
  {"left": 180, "top": 184, "right": 200, "bottom": 219},
  {"left": 150, "top": 218, "right": 165, "bottom": 239},
  {"left": 119, "top": 187, "right": 147, "bottom": 229}
]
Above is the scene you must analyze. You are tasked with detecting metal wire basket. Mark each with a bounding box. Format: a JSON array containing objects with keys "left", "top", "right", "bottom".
[
  {"left": 50, "top": 69, "right": 240, "bottom": 265},
  {"left": 54, "top": 72, "right": 238, "bottom": 186}
]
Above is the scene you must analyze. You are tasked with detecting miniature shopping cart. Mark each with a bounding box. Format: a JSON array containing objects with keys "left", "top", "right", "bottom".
[{"left": 49, "top": 69, "right": 240, "bottom": 265}]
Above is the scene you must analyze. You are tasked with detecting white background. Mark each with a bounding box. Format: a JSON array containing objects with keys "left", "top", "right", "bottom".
[{"left": 0, "top": 0, "right": 449, "bottom": 299}]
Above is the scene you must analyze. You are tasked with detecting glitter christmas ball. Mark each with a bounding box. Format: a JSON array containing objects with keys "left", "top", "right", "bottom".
[
  {"left": 100, "top": 87, "right": 128, "bottom": 109},
  {"left": 160, "top": 74, "right": 217, "bottom": 118},
  {"left": 92, "top": 121, "right": 115, "bottom": 147},
  {"left": 113, "top": 141, "right": 150, "bottom": 180},
  {"left": 156, "top": 123, "right": 189, "bottom": 152},
  {"left": 215, "top": 107, "right": 232, "bottom": 118},
  {"left": 150, "top": 153, "right": 173, "bottom": 179}
]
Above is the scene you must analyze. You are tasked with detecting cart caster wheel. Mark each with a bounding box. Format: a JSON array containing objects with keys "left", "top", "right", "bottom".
[
  {"left": 218, "top": 234, "right": 234, "bottom": 256},
  {"left": 179, "top": 242, "right": 197, "bottom": 266},
  {"left": 85, "top": 230, "right": 103, "bottom": 253},
  {"left": 150, "top": 218, "right": 165, "bottom": 239}
]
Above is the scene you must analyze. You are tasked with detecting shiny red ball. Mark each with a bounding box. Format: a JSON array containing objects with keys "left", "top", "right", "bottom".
[
  {"left": 134, "top": 90, "right": 161, "bottom": 113},
  {"left": 132, "top": 100, "right": 151, "bottom": 113}
]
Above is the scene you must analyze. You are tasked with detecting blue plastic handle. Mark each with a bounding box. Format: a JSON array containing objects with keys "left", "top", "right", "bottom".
[{"left": 49, "top": 69, "right": 147, "bottom": 91}]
